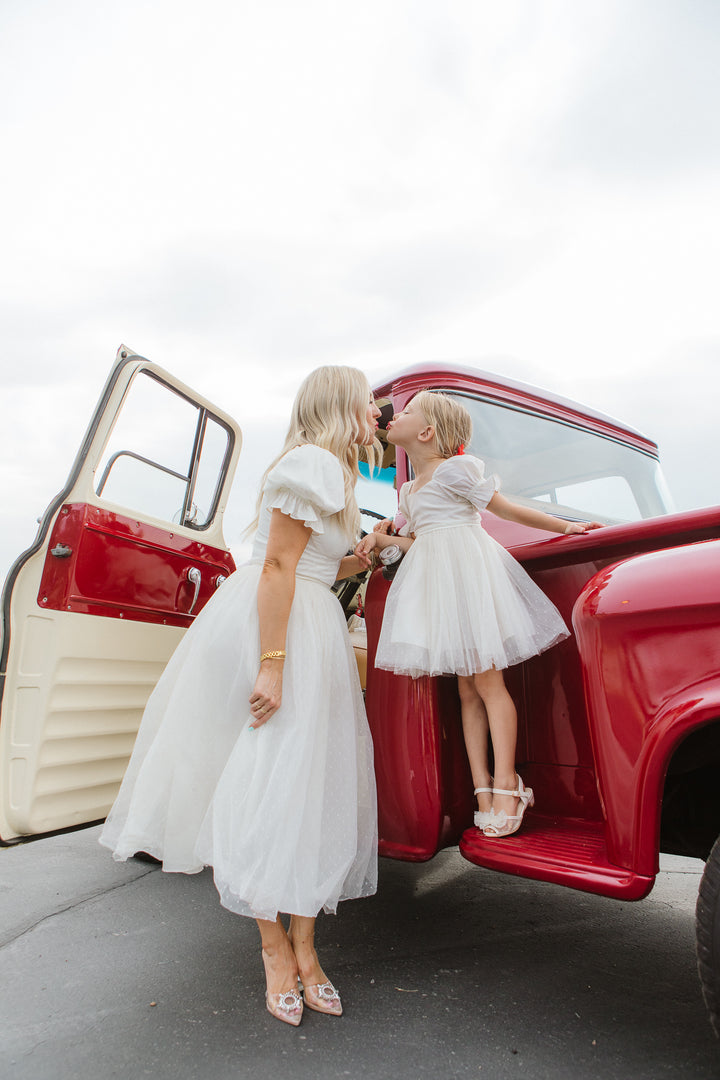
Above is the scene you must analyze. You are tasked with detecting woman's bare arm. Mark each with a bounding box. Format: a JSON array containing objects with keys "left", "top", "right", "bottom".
[{"left": 249, "top": 509, "right": 311, "bottom": 728}]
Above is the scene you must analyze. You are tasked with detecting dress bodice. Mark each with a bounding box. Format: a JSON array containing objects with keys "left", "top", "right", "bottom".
[
  {"left": 399, "top": 454, "right": 498, "bottom": 536},
  {"left": 250, "top": 444, "right": 351, "bottom": 586}
]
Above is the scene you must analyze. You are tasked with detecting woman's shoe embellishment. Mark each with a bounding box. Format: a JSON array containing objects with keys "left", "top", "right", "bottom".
[
  {"left": 300, "top": 979, "right": 343, "bottom": 1016},
  {"left": 266, "top": 988, "right": 304, "bottom": 1026}
]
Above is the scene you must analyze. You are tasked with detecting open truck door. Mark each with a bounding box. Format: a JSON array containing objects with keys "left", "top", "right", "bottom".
[{"left": 0, "top": 347, "right": 242, "bottom": 842}]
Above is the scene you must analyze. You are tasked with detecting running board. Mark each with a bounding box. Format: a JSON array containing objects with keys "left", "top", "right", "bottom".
[{"left": 459, "top": 815, "right": 654, "bottom": 901}]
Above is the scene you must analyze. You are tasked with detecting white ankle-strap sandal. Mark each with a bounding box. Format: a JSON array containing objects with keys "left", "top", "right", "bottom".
[
  {"left": 483, "top": 775, "right": 534, "bottom": 838},
  {"left": 473, "top": 783, "right": 494, "bottom": 829}
]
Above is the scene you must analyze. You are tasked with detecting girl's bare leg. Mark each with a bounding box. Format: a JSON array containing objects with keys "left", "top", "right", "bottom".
[
  {"left": 457, "top": 675, "right": 492, "bottom": 815},
  {"left": 257, "top": 915, "right": 299, "bottom": 997},
  {"left": 473, "top": 669, "right": 520, "bottom": 819}
]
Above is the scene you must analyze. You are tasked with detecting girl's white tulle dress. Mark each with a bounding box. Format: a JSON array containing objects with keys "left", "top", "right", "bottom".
[
  {"left": 100, "top": 445, "right": 377, "bottom": 922},
  {"left": 375, "top": 455, "right": 569, "bottom": 679}
]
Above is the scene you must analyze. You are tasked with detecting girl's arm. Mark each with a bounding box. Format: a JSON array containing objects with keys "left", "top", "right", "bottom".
[
  {"left": 249, "top": 509, "right": 312, "bottom": 729},
  {"left": 354, "top": 530, "right": 414, "bottom": 566},
  {"left": 486, "top": 492, "right": 603, "bottom": 535},
  {"left": 372, "top": 518, "right": 393, "bottom": 534}
]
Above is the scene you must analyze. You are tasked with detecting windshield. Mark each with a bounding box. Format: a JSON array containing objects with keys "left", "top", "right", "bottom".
[{"left": 454, "top": 393, "right": 674, "bottom": 524}]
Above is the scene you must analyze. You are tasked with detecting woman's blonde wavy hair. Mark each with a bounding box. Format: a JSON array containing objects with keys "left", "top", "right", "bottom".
[
  {"left": 248, "top": 366, "right": 381, "bottom": 541},
  {"left": 413, "top": 390, "right": 473, "bottom": 458}
]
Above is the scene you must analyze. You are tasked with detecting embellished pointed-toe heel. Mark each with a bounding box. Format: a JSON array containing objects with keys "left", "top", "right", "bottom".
[
  {"left": 266, "top": 987, "right": 304, "bottom": 1026},
  {"left": 483, "top": 775, "right": 534, "bottom": 838},
  {"left": 473, "top": 782, "right": 494, "bottom": 829},
  {"left": 300, "top": 979, "right": 343, "bottom": 1017}
]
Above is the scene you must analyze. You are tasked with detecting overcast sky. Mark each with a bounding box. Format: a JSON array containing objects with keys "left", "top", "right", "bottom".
[{"left": 1, "top": 0, "right": 719, "bottom": 583}]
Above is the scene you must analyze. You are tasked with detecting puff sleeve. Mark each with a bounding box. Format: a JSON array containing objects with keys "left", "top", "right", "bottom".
[
  {"left": 433, "top": 454, "right": 499, "bottom": 511},
  {"left": 396, "top": 482, "right": 414, "bottom": 535},
  {"left": 263, "top": 445, "right": 346, "bottom": 534}
]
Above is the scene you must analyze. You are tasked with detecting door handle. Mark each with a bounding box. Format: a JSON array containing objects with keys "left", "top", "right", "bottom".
[
  {"left": 186, "top": 567, "right": 202, "bottom": 614},
  {"left": 51, "top": 544, "right": 73, "bottom": 558}
]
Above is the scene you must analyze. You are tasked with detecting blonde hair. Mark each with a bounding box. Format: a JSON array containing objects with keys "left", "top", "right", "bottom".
[
  {"left": 249, "top": 366, "right": 381, "bottom": 541},
  {"left": 413, "top": 390, "right": 472, "bottom": 458}
]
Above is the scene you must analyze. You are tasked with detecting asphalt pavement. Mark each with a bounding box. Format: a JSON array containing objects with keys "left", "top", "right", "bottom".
[{"left": 1, "top": 826, "right": 718, "bottom": 1080}]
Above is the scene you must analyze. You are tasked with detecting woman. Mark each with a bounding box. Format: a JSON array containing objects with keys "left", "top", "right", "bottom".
[{"left": 100, "top": 366, "right": 381, "bottom": 1026}]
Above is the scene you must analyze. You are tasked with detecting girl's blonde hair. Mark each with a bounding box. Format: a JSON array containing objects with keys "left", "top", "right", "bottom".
[
  {"left": 249, "top": 366, "right": 381, "bottom": 541},
  {"left": 413, "top": 390, "right": 472, "bottom": 458}
]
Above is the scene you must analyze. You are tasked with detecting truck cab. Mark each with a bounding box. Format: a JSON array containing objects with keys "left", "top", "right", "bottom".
[{"left": 361, "top": 364, "right": 720, "bottom": 1032}]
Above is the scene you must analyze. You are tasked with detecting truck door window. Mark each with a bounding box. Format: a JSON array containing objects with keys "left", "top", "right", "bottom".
[{"left": 94, "top": 370, "right": 232, "bottom": 529}]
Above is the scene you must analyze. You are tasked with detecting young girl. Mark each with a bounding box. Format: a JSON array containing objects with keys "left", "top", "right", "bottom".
[{"left": 355, "top": 391, "right": 601, "bottom": 838}]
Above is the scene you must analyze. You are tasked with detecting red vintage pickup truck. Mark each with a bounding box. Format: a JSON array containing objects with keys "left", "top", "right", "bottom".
[{"left": 2, "top": 349, "right": 719, "bottom": 1032}]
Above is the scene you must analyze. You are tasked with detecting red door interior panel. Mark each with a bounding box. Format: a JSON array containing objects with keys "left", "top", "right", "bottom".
[{"left": 37, "top": 503, "right": 236, "bottom": 627}]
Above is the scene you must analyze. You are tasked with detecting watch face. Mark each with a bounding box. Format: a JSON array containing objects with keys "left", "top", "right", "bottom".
[{"left": 379, "top": 545, "right": 402, "bottom": 565}]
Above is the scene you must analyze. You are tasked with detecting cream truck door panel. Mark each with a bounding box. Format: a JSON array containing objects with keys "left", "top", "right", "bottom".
[{"left": 0, "top": 348, "right": 242, "bottom": 841}]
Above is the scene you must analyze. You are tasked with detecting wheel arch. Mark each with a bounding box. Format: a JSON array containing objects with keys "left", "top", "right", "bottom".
[
  {"left": 634, "top": 688, "right": 720, "bottom": 870},
  {"left": 659, "top": 707, "right": 720, "bottom": 861}
]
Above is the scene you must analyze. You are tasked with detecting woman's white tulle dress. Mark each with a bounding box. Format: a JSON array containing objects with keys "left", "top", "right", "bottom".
[
  {"left": 375, "top": 454, "right": 569, "bottom": 679},
  {"left": 100, "top": 445, "right": 377, "bottom": 922}
]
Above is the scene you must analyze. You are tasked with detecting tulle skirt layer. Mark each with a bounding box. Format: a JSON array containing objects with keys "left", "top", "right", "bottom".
[
  {"left": 99, "top": 564, "right": 377, "bottom": 921},
  {"left": 375, "top": 524, "right": 569, "bottom": 678}
]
